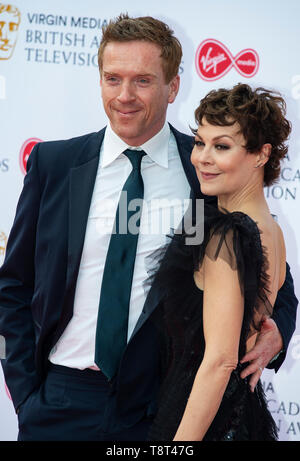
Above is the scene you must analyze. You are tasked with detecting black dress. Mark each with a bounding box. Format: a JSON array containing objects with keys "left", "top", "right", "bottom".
[{"left": 146, "top": 207, "right": 278, "bottom": 441}]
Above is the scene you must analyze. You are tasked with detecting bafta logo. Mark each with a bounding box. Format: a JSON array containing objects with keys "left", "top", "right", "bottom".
[{"left": 0, "top": 4, "right": 21, "bottom": 60}]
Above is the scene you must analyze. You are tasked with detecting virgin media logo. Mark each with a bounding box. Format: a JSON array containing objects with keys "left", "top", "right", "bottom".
[
  {"left": 195, "top": 39, "right": 259, "bottom": 81},
  {"left": 19, "top": 137, "right": 42, "bottom": 174}
]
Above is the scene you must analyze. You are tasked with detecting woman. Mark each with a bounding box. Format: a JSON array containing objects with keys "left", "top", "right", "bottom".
[{"left": 147, "top": 83, "right": 291, "bottom": 441}]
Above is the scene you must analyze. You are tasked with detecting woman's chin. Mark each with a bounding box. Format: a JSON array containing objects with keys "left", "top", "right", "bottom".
[{"left": 200, "top": 182, "right": 218, "bottom": 196}]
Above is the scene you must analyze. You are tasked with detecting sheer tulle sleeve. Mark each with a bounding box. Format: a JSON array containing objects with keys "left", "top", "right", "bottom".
[{"left": 193, "top": 207, "right": 273, "bottom": 341}]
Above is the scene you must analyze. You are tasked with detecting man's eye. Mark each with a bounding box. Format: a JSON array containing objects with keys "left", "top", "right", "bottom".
[
  {"left": 137, "top": 78, "right": 150, "bottom": 85},
  {"left": 106, "top": 77, "right": 119, "bottom": 84}
]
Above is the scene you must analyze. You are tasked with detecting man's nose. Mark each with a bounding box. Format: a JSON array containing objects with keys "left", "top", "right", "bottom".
[{"left": 117, "top": 82, "right": 136, "bottom": 103}]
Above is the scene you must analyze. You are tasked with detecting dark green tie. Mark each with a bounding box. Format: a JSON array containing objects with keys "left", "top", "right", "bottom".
[{"left": 95, "top": 149, "right": 146, "bottom": 379}]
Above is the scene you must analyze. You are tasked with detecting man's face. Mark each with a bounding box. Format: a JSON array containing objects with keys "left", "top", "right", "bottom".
[
  {"left": 100, "top": 40, "right": 180, "bottom": 146},
  {"left": 0, "top": 10, "right": 20, "bottom": 60}
]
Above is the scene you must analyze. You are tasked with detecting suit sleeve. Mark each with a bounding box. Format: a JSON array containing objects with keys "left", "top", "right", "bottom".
[
  {"left": 268, "top": 262, "right": 298, "bottom": 372},
  {"left": 0, "top": 144, "right": 41, "bottom": 412}
]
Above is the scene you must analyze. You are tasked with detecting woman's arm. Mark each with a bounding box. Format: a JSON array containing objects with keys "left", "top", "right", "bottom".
[{"left": 173, "top": 241, "right": 244, "bottom": 441}]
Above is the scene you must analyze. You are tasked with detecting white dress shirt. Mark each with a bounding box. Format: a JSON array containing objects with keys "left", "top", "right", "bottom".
[{"left": 49, "top": 122, "right": 191, "bottom": 369}]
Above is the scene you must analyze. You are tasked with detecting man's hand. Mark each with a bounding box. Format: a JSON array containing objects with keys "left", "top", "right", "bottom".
[{"left": 240, "top": 317, "right": 283, "bottom": 392}]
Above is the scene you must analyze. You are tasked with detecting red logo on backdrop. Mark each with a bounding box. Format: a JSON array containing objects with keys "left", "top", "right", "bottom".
[
  {"left": 19, "top": 138, "right": 43, "bottom": 174},
  {"left": 195, "top": 39, "right": 259, "bottom": 81}
]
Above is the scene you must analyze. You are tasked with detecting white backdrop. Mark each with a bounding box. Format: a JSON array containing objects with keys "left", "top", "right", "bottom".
[{"left": 0, "top": 0, "right": 299, "bottom": 441}]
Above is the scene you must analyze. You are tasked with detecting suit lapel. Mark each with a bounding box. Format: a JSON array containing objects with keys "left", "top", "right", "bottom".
[
  {"left": 169, "top": 124, "right": 202, "bottom": 198},
  {"left": 66, "top": 129, "right": 106, "bottom": 295},
  {"left": 65, "top": 159, "right": 100, "bottom": 294},
  {"left": 52, "top": 129, "right": 106, "bottom": 343}
]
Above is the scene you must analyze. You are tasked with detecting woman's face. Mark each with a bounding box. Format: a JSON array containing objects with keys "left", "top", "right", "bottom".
[{"left": 191, "top": 118, "right": 259, "bottom": 198}]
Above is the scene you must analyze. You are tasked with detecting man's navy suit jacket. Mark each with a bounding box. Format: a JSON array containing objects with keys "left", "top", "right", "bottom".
[{"left": 0, "top": 125, "right": 297, "bottom": 429}]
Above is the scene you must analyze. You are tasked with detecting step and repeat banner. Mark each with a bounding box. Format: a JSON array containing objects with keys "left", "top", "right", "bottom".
[{"left": 0, "top": 0, "right": 300, "bottom": 441}]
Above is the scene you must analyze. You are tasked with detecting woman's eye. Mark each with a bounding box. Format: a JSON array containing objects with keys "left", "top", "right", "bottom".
[
  {"left": 194, "top": 140, "right": 204, "bottom": 147},
  {"left": 215, "top": 144, "right": 230, "bottom": 150}
]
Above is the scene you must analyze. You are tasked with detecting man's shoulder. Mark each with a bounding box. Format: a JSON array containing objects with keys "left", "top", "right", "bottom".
[
  {"left": 33, "top": 128, "right": 106, "bottom": 170},
  {"left": 38, "top": 129, "right": 105, "bottom": 154},
  {"left": 26, "top": 128, "right": 106, "bottom": 181},
  {"left": 169, "top": 123, "right": 194, "bottom": 149}
]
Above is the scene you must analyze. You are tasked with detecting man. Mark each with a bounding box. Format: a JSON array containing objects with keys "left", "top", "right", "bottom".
[{"left": 0, "top": 14, "right": 297, "bottom": 441}]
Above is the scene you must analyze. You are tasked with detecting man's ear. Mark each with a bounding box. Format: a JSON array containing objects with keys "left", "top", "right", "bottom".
[{"left": 168, "top": 75, "right": 180, "bottom": 104}]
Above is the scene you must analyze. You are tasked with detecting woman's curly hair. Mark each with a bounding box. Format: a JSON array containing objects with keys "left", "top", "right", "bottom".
[{"left": 194, "top": 83, "right": 292, "bottom": 186}]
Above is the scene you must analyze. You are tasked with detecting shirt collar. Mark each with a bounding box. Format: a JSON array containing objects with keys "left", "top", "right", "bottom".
[{"left": 101, "top": 122, "right": 170, "bottom": 168}]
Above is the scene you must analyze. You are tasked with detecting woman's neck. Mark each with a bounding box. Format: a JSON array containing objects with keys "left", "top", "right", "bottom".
[{"left": 217, "top": 183, "right": 270, "bottom": 216}]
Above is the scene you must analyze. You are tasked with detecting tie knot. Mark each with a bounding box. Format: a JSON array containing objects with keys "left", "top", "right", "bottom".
[{"left": 123, "top": 149, "right": 146, "bottom": 171}]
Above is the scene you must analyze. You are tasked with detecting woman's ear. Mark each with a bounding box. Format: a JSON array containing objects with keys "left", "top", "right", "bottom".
[{"left": 254, "top": 143, "right": 272, "bottom": 168}]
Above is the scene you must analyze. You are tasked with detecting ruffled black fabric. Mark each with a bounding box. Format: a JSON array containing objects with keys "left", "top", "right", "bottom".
[{"left": 146, "top": 206, "right": 278, "bottom": 441}]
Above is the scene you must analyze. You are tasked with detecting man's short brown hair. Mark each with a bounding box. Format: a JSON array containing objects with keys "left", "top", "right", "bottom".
[{"left": 98, "top": 13, "right": 182, "bottom": 83}]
